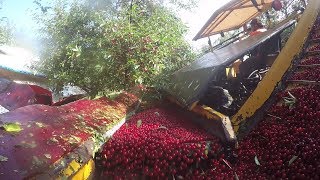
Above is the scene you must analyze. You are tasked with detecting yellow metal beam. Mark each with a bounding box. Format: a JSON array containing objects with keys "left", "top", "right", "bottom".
[
  {"left": 71, "top": 159, "right": 95, "bottom": 180},
  {"left": 62, "top": 160, "right": 81, "bottom": 178},
  {"left": 57, "top": 159, "right": 95, "bottom": 180},
  {"left": 191, "top": 105, "right": 236, "bottom": 141},
  {"left": 191, "top": 105, "right": 224, "bottom": 120},
  {"left": 231, "top": 0, "right": 320, "bottom": 133}
]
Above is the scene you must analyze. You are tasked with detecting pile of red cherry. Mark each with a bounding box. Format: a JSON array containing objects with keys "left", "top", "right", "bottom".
[
  {"left": 98, "top": 107, "right": 234, "bottom": 179},
  {"left": 307, "top": 44, "right": 320, "bottom": 52},
  {"left": 234, "top": 86, "right": 320, "bottom": 179},
  {"left": 300, "top": 56, "right": 320, "bottom": 65},
  {"left": 291, "top": 47, "right": 320, "bottom": 81},
  {"left": 290, "top": 66, "right": 320, "bottom": 81},
  {"left": 311, "top": 31, "right": 320, "bottom": 40},
  {"left": 308, "top": 23, "right": 320, "bottom": 52},
  {"left": 98, "top": 89, "right": 320, "bottom": 179}
]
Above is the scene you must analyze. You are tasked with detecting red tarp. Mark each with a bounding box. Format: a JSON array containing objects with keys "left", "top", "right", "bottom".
[
  {"left": 0, "top": 78, "right": 52, "bottom": 111},
  {"left": 0, "top": 92, "right": 138, "bottom": 179}
]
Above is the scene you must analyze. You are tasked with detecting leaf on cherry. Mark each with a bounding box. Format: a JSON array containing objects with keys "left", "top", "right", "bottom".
[
  {"left": 204, "top": 141, "right": 211, "bottom": 155},
  {"left": 288, "top": 155, "right": 298, "bottom": 166},
  {"left": 288, "top": 91, "right": 296, "bottom": 100},
  {"left": 35, "top": 122, "right": 46, "bottom": 128},
  {"left": 283, "top": 91, "right": 297, "bottom": 109},
  {"left": 222, "top": 158, "right": 232, "bottom": 169},
  {"left": 68, "top": 135, "right": 81, "bottom": 144},
  {"left": 2, "top": 122, "right": 23, "bottom": 133},
  {"left": 19, "top": 141, "right": 37, "bottom": 148},
  {"left": 32, "top": 156, "right": 44, "bottom": 167},
  {"left": 172, "top": 175, "right": 176, "bottom": 180},
  {"left": 0, "top": 155, "right": 8, "bottom": 162},
  {"left": 44, "top": 154, "right": 51, "bottom": 159},
  {"left": 234, "top": 172, "right": 240, "bottom": 180},
  {"left": 47, "top": 137, "right": 59, "bottom": 145},
  {"left": 137, "top": 120, "right": 142, "bottom": 128},
  {"left": 177, "top": 175, "right": 184, "bottom": 179},
  {"left": 200, "top": 169, "right": 205, "bottom": 175},
  {"left": 158, "top": 125, "right": 168, "bottom": 130},
  {"left": 254, "top": 155, "right": 261, "bottom": 166},
  {"left": 204, "top": 149, "right": 209, "bottom": 156}
]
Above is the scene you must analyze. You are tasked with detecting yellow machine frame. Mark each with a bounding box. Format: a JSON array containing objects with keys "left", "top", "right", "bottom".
[{"left": 231, "top": 0, "right": 320, "bottom": 133}]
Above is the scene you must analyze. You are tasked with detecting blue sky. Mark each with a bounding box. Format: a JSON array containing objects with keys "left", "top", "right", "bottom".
[
  {"left": 2, "top": 0, "right": 35, "bottom": 27},
  {"left": 0, "top": 0, "right": 230, "bottom": 54},
  {"left": 1, "top": 0, "right": 42, "bottom": 52}
]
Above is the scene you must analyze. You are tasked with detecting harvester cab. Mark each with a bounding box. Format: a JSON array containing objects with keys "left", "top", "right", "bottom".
[{"left": 165, "top": 0, "right": 303, "bottom": 141}]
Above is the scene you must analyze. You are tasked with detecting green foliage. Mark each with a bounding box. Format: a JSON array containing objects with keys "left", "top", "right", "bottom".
[
  {"left": 260, "top": 0, "right": 305, "bottom": 28},
  {"left": 199, "top": 29, "right": 241, "bottom": 55},
  {"left": 0, "top": 19, "right": 13, "bottom": 44},
  {"left": 0, "top": 1, "right": 13, "bottom": 45},
  {"left": 35, "top": 0, "right": 195, "bottom": 96}
]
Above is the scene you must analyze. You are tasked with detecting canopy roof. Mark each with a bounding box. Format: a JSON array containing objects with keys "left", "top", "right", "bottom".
[{"left": 193, "top": 0, "right": 274, "bottom": 40}]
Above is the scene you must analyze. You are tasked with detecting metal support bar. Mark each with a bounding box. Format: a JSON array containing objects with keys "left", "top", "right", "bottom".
[{"left": 287, "top": 80, "right": 320, "bottom": 85}]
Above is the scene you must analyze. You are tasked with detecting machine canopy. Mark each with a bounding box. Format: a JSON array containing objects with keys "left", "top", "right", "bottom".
[
  {"left": 193, "top": 0, "right": 275, "bottom": 40},
  {"left": 166, "top": 18, "right": 295, "bottom": 108}
]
